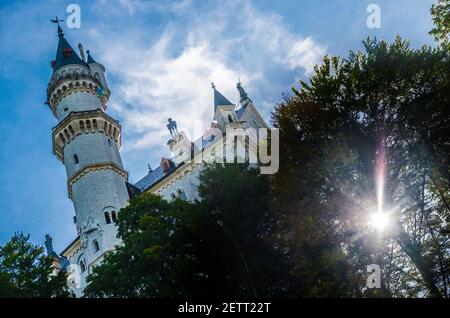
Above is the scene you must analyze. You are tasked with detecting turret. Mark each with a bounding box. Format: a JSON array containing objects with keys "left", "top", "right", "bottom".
[
  {"left": 211, "top": 83, "right": 240, "bottom": 132},
  {"left": 87, "top": 50, "right": 110, "bottom": 95},
  {"left": 45, "top": 22, "right": 130, "bottom": 296}
]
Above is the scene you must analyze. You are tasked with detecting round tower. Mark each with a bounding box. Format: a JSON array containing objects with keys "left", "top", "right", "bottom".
[{"left": 46, "top": 24, "right": 129, "bottom": 289}]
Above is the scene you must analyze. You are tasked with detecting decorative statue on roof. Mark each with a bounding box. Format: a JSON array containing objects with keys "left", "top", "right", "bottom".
[
  {"left": 167, "top": 118, "right": 178, "bottom": 137},
  {"left": 237, "top": 81, "right": 252, "bottom": 104},
  {"left": 45, "top": 234, "right": 58, "bottom": 258}
]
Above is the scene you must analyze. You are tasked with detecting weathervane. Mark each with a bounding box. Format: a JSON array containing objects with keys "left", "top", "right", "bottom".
[
  {"left": 50, "top": 16, "right": 65, "bottom": 35},
  {"left": 50, "top": 16, "right": 64, "bottom": 26}
]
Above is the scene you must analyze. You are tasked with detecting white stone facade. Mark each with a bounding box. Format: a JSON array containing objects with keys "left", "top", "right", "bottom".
[
  {"left": 47, "top": 30, "right": 129, "bottom": 297},
  {"left": 48, "top": 29, "right": 267, "bottom": 298}
]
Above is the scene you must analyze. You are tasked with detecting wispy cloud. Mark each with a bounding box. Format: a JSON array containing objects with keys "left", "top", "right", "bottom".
[
  {"left": 87, "top": 0, "right": 326, "bottom": 153},
  {"left": 92, "top": 0, "right": 193, "bottom": 16}
]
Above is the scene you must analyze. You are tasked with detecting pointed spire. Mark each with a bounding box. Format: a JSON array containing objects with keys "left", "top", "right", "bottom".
[
  {"left": 86, "top": 50, "right": 98, "bottom": 64},
  {"left": 57, "top": 25, "right": 64, "bottom": 37},
  {"left": 50, "top": 16, "right": 64, "bottom": 38},
  {"left": 212, "top": 82, "right": 234, "bottom": 111},
  {"left": 51, "top": 21, "right": 85, "bottom": 73}
]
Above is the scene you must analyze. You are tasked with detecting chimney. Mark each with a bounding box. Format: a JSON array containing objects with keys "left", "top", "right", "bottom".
[
  {"left": 78, "top": 43, "right": 86, "bottom": 63},
  {"left": 160, "top": 157, "right": 174, "bottom": 173}
]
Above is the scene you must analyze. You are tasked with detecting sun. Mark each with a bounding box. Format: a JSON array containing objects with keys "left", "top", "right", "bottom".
[{"left": 369, "top": 210, "right": 390, "bottom": 232}]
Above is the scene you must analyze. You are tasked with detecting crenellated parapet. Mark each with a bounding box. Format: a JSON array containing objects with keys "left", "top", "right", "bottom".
[
  {"left": 46, "top": 65, "right": 110, "bottom": 115},
  {"left": 52, "top": 110, "right": 121, "bottom": 161}
]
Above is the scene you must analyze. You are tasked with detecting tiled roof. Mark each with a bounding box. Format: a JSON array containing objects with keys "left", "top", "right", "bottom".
[
  {"left": 53, "top": 27, "right": 85, "bottom": 73},
  {"left": 126, "top": 182, "right": 142, "bottom": 199},
  {"left": 86, "top": 50, "right": 98, "bottom": 64},
  {"left": 213, "top": 86, "right": 234, "bottom": 111},
  {"left": 235, "top": 105, "right": 246, "bottom": 119},
  {"left": 135, "top": 133, "right": 219, "bottom": 192},
  {"left": 134, "top": 162, "right": 178, "bottom": 192}
]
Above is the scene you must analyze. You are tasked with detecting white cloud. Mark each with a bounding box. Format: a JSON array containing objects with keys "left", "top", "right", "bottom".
[
  {"left": 92, "top": 0, "right": 193, "bottom": 16},
  {"left": 241, "top": 3, "right": 326, "bottom": 74},
  {"left": 87, "top": 0, "right": 326, "bottom": 154}
]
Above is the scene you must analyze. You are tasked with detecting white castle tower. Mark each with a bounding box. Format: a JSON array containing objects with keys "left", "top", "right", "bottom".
[{"left": 46, "top": 23, "right": 129, "bottom": 295}]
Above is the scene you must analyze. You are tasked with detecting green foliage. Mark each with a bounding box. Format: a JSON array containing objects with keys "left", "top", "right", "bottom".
[
  {"left": 430, "top": 0, "right": 450, "bottom": 46},
  {"left": 272, "top": 36, "right": 449, "bottom": 297},
  {"left": 82, "top": 4, "right": 450, "bottom": 298},
  {"left": 0, "top": 233, "right": 73, "bottom": 298},
  {"left": 85, "top": 164, "right": 286, "bottom": 298}
]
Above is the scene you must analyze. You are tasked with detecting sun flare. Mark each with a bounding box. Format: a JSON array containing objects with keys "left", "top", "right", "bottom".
[{"left": 369, "top": 211, "right": 390, "bottom": 232}]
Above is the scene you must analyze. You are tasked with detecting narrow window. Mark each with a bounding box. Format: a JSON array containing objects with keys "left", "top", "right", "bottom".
[
  {"left": 93, "top": 119, "right": 98, "bottom": 131},
  {"left": 79, "top": 260, "right": 86, "bottom": 273},
  {"left": 86, "top": 120, "right": 92, "bottom": 132},
  {"left": 68, "top": 125, "right": 75, "bottom": 136},
  {"left": 111, "top": 211, "right": 117, "bottom": 223},
  {"left": 104, "top": 212, "right": 111, "bottom": 224},
  {"left": 93, "top": 240, "right": 100, "bottom": 253},
  {"left": 79, "top": 120, "right": 85, "bottom": 133},
  {"left": 228, "top": 115, "right": 233, "bottom": 123},
  {"left": 73, "top": 154, "right": 79, "bottom": 164},
  {"left": 177, "top": 188, "right": 187, "bottom": 200}
]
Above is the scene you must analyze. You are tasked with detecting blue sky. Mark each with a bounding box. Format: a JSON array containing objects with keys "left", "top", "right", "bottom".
[{"left": 0, "top": 0, "right": 437, "bottom": 252}]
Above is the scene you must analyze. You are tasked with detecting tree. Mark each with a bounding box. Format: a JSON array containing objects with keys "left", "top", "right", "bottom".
[
  {"left": 0, "top": 233, "right": 73, "bottom": 298},
  {"left": 272, "top": 37, "right": 449, "bottom": 297},
  {"left": 430, "top": 0, "right": 450, "bottom": 46},
  {"left": 85, "top": 164, "right": 286, "bottom": 298}
]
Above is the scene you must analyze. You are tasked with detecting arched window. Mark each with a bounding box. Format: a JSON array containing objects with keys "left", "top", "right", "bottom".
[
  {"left": 73, "top": 154, "right": 79, "bottom": 164},
  {"left": 68, "top": 125, "right": 75, "bottom": 136},
  {"left": 111, "top": 211, "right": 117, "bottom": 223},
  {"left": 228, "top": 115, "right": 234, "bottom": 123},
  {"left": 176, "top": 188, "right": 187, "bottom": 200},
  {"left": 79, "top": 260, "right": 86, "bottom": 273},
  {"left": 93, "top": 240, "right": 100, "bottom": 253},
  {"left": 79, "top": 120, "right": 85, "bottom": 133},
  {"left": 104, "top": 211, "right": 111, "bottom": 224}
]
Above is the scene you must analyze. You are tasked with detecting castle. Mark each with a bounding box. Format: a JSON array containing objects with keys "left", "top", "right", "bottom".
[{"left": 44, "top": 24, "right": 267, "bottom": 297}]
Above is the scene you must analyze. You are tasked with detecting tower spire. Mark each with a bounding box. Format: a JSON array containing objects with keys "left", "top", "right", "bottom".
[
  {"left": 50, "top": 17, "right": 85, "bottom": 73},
  {"left": 212, "top": 83, "right": 234, "bottom": 112},
  {"left": 50, "top": 16, "right": 64, "bottom": 36},
  {"left": 86, "top": 50, "right": 98, "bottom": 64}
]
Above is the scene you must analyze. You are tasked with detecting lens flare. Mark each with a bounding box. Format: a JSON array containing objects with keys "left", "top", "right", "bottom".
[
  {"left": 370, "top": 134, "right": 390, "bottom": 232},
  {"left": 370, "top": 211, "right": 390, "bottom": 231},
  {"left": 375, "top": 138, "right": 386, "bottom": 214}
]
